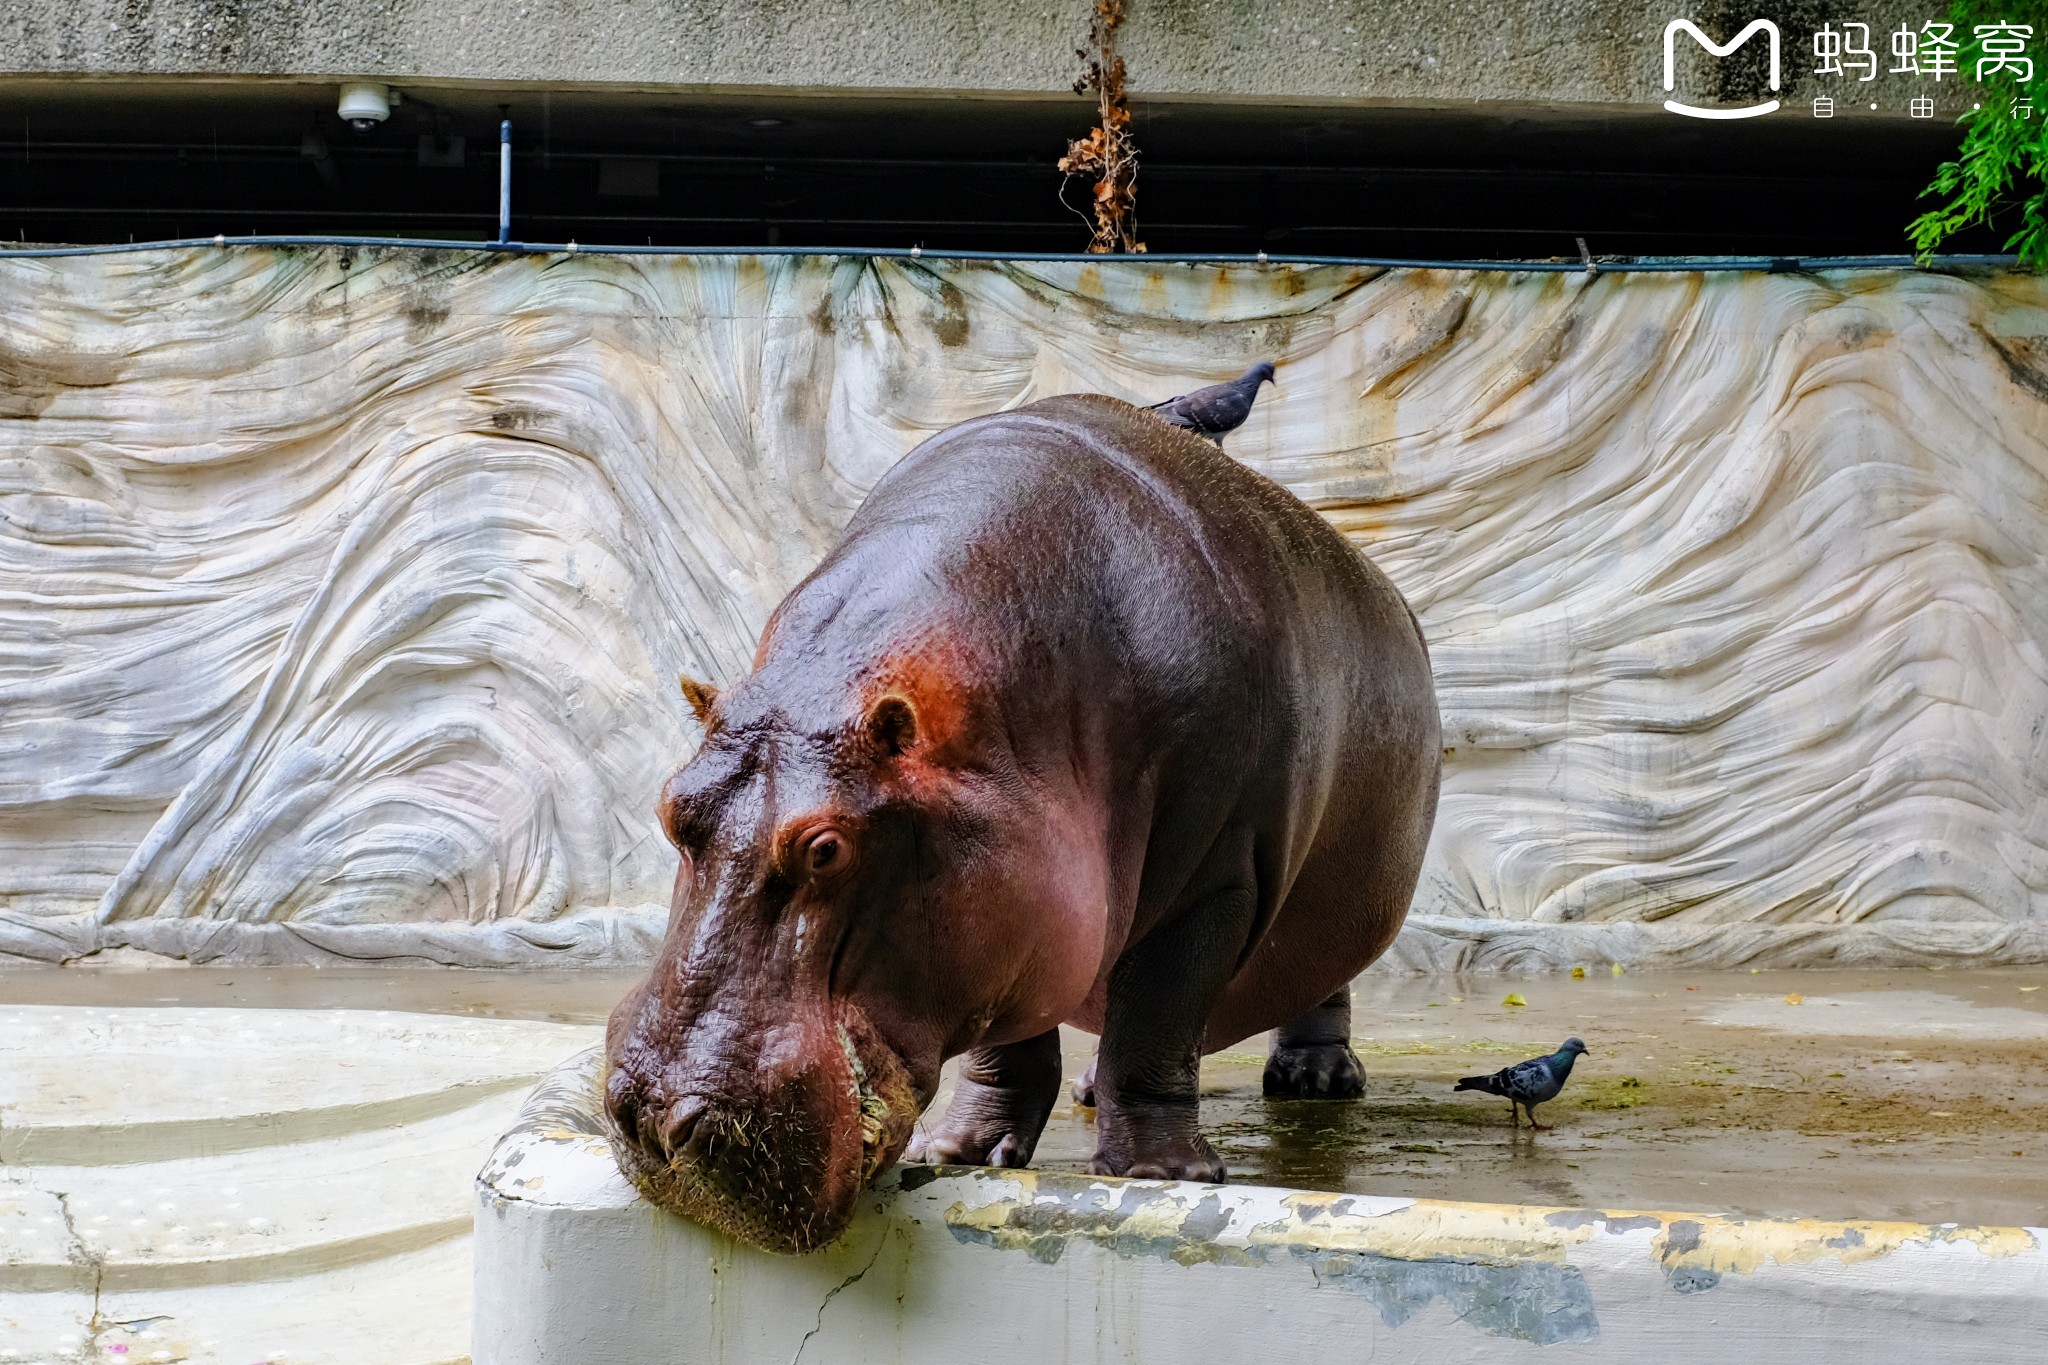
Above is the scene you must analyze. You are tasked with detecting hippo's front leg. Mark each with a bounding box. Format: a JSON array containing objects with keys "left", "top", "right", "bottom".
[
  {"left": 1089, "top": 879, "right": 1258, "bottom": 1182},
  {"left": 905, "top": 1029, "right": 1062, "bottom": 1168}
]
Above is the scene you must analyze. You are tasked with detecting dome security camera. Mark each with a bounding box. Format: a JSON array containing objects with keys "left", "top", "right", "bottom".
[{"left": 338, "top": 82, "right": 397, "bottom": 134}]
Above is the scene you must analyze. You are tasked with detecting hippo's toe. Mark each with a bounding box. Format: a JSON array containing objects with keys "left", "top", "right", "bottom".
[
  {"left": 908, "top": 1064, "right": 1060, "bottom": 1169},
  {"left": 1262, "top": 1041, "right": 1367, "bottom": 1100},
  {"left": 907, "top": 1123, "right": 1039, "bottom": 1168},
  {"left": 1090, "top": 1131, "right": 1227, "bottom": 1184}
]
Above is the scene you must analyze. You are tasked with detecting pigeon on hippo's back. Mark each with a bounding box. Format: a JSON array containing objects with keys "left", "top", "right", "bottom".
[
  {"left": 1146, "top": 362, "right": 1275, "bottom": 446},
  {"left": 1455, "top": 1038, "right": 1588, "bottom": 1130}
]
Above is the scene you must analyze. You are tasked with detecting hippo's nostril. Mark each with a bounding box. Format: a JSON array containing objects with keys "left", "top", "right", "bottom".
[
  {"left": 658, "top": 1097, "right": 710, "bottom": 1163},
  {"left": 604, "top": 1069, "right": 644, "bottom": 1138},
  {"left": 605, "top": 1066, "right": 635, "bottom": 1104}
]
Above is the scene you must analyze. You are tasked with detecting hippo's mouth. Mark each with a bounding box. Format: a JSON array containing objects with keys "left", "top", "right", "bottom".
[
  {"left": 837, "top": 1023, "right": 896, "bottom": 1183},
  {"left": 603, "top": 1018, "right": 918, "bottom": 1255}
]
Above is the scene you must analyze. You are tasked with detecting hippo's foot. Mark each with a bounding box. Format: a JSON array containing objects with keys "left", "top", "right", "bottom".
[
  {"left": 905, "top": 1030, "right": 1061, "bottom": 1169},
  {"left": 906, "top": 1082, "right": 1046, "bottom": 1167},
  {"left": 1262, "top": 1041, "right": 1366, "bottom": 1100},
  {"left": 1089, "top": 1100, "right": 1227, "bottom": 1183},
  {"left": 1263, "top": 987, "right": 1365, "bottom": 1100}
]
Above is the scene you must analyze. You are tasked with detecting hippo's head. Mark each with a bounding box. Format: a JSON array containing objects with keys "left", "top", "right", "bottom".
[{"left": 602, "top": 667, "right": 1098, "bottom": 1253}]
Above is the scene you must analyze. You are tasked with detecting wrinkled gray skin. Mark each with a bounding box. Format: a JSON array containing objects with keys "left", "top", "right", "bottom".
[{"left": 604, "top": 393, "right": 1441, "bottom": 1253}]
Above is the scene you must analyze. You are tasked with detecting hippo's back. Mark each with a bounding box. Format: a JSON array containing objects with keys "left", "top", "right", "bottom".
[{"left": 844, "top": 393, "right": 1416, "bottom": 687}]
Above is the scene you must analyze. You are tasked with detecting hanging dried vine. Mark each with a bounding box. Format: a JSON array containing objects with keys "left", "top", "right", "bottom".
[{"left": 1059, "top": 0, "right": 1145, "bottom": 254}]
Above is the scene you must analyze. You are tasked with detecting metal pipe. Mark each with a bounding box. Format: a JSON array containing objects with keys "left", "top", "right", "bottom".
[
  {"left": 498, "top": 118, "right": 512, "bottom": 246},
  {"left": 0, "top": 234, "right": 2019, "bottom": 274}
]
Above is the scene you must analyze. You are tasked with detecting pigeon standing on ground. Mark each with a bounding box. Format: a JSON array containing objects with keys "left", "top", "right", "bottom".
[
  {"left": 1146, "top": 362, "right": 1276, "bottom": 446},
  {"left": 1455, "top": 1038, "right": 1588, "bottom": 1130}
]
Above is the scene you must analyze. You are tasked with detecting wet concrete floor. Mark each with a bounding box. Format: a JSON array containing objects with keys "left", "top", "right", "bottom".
[{"left": 4, "top": 962, "right": 2044, "bottom": 1228}]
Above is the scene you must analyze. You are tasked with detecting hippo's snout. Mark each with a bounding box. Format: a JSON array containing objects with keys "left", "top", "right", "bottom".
[{"left": 602, "top": 1005, "right": 920, "bottom": 1255}]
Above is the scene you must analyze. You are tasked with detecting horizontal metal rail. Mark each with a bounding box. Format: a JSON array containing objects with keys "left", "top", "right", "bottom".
[{"left": 0, "top": 208, "right": 1866, "bottom": 247}]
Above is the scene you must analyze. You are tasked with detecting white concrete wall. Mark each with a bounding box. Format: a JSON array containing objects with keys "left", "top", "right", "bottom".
[
  {"left": 473, "top": 1050, "right": 2048, "bottom": 1363},
  {"left": 0, "top": 2, "right": 1935, "bottom": 112},
  {"left": 3, "top": 249, "right": 2048, "bottom": 970}
]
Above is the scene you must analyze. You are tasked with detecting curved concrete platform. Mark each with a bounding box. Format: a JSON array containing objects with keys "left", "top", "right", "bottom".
[
  {"left": 476, "top": 1050, "right": 2048, "bottom": 1363},
  {"left": 0, "top": 1006, "right": 600, "bottom": 1364}
]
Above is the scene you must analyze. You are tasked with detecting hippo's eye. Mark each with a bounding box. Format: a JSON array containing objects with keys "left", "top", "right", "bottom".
[{"left": 803, "top": 830, "right": 848, "bottom": 877}]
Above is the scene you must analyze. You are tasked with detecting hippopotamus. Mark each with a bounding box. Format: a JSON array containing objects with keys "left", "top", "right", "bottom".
[{"left": 603, "top": 391, "right": 1440, "bottom": 1253}]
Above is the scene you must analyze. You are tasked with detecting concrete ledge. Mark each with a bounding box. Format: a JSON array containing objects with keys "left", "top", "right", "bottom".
[{"left": 473, "top": 1049, "right": 2048, "bottom": 1363}]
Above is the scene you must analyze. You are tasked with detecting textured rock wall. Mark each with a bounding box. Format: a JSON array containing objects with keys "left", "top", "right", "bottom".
[
  {"left": 3, "top": 249, "right": 2047, "bottom": 970},
  {"left": 0, "top": 1, "right": 1931, "bottom": 111}
]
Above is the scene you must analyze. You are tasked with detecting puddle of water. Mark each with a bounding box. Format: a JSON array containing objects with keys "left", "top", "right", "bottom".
[{"left": 1026, "top": 967, "right": 2048, "bottom": 1227}]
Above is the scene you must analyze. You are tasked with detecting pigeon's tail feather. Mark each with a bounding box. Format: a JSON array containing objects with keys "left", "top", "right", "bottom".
[{"left": 1455, "top": 1074, "right": 1505, "bottom": 1095}]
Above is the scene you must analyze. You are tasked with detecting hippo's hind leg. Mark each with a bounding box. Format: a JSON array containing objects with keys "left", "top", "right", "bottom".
[
  {"left": 1262, "top": 987, "right": 1367, "bottom": 1100},
  {"left": 906, "top": 1029, "right": 1062, "bottom": 1168}
]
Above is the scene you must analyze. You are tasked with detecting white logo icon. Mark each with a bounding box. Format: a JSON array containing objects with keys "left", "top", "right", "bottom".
[{"left": 1664, "top": 18, "right": 1782, "bottom": 119}]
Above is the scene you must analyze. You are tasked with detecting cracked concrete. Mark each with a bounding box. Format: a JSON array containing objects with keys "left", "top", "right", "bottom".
[
  {"left": 50, "top": 1192, "right": 104, "bottom": 1316},
  {"left": 789, "top": 1231, "right": 890, "bottom": 1365}
]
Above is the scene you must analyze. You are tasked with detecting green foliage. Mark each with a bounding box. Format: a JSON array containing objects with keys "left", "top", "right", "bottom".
[{"left": 1910, "top": 3, "right": 2048, "bottom": 266}]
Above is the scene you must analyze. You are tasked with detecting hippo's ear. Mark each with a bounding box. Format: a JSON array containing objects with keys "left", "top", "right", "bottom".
[
  {"left": 678, "top": 675, "right": 720, "bottom": 726},
  {"left": 865, "top": 694, "right": 918, "bottom": 757}
]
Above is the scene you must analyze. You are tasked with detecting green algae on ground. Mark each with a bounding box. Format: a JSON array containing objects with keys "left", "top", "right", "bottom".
[{"left": 1573, "top": 1076, "right": 1651, "bottom": 1111}]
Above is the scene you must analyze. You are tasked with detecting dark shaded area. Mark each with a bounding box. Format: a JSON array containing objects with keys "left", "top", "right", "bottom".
[{"left": 0, "top": 79, "right": 1999, "bottom": 258}]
